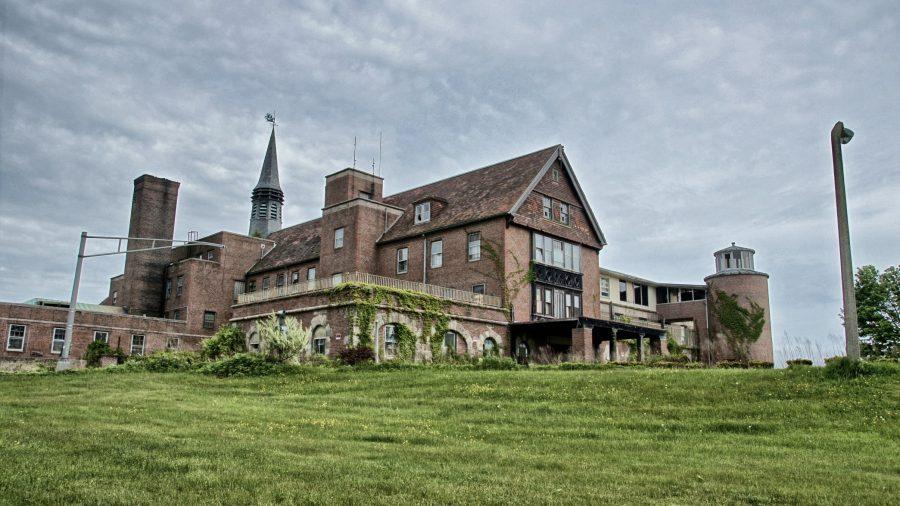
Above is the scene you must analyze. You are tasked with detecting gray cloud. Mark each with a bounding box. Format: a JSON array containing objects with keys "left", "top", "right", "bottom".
[{"left": 2, "top": 0, "right": 898, "bottom": 362}]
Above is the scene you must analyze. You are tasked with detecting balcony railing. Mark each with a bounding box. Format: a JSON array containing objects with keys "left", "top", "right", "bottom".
[{"left": 234, "top": 271, "right": 504, "bottom": 308}]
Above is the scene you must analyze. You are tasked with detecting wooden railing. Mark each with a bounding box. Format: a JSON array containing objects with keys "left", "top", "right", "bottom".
[{"left": 235, "top": 271, "right": 503, "bottom": 308}]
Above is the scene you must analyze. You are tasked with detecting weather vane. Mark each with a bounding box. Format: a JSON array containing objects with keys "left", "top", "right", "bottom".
[{"left": 265, "top": 112, "right": 277, "bottom": 127}]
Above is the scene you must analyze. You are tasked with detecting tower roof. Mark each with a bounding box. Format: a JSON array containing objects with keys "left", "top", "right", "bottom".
[{"left": 254, "top": 127, "right": 281, "bottom": 191}]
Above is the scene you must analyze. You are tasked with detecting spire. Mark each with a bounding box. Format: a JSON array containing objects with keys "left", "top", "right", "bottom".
[{"left": 254, "top": 126, "right": 281, "bottom": 190}]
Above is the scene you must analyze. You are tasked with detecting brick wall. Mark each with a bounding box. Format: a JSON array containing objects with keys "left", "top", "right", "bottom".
[{"left": 705, "top": 272, "right": 774, "bottom": 363}]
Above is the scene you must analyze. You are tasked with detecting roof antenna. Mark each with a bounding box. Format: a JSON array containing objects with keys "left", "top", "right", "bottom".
[
  {"left": 378, "top": 131, "right": 383, "bottom": 177},
  {"left": 352, "top": 136, "right": 357, "bottom": 169},
  {"left": 371, "top": 157, "right": 376, "bottom": 176}
]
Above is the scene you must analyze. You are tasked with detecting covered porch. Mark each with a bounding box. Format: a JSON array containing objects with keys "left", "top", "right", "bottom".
[{"left": 509, "top": 317, "right": 666, "bottom": 363}]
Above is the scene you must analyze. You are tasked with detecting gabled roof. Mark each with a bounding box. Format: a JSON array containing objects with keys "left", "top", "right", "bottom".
[
  {"left": 246, "top": 217, "right": 321, "bottom": 275},
  {"left": 254, "top": 127, "right": 281, "bottom": 191}
]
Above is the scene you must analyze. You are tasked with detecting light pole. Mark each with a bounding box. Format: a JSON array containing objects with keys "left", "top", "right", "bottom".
[{"left": 830, "top": 121, "right": 859, "bottom": 360}]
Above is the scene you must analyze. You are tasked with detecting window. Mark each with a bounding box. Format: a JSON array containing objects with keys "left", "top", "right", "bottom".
[
  {"left": 633, "top": 283, "right": 649, "bottom": 306},
  {"left": 166, "top": 337, "right": 180, "bottom": 351},
  {"left": 533, "top": 233, "right": 581, "bottom": 272},
  {"left": 473, "top": 284, "right": 485, "bottom": 295},
  {"left": 552, "top": 167, "right": 560, "bottom": 181},
  {"left": 384, "top": 324, "right": 398, "bottom": 359},
  {"left": 430, "top": 239, "right": 443, "bottom": 268},
  {"left": 601, "top": 277, "right": 610, "bottom": 297},
  {"left": 307, "top": 268, "right": 316, "bottom": 281},
  {"left": 51, "top": 328, "right": 65, "bottom": 354},
  {"left": 165, "top": 279, "right": 172, "bottom": 299},
  {"left": 176, "top": 276, "right": 184, "bottom": 296},
  {"left": 467, "top": 232, "right": 481, "bottom": 261},
  {"left": 483, "top": 337, "right": 497, "bottom": 357},
  {"left": 234, "top": 280, "right": 245, "bottom": 296},
  {"left": 206, "top": 250, "right": 214, "bottom": 261},
  {"left": 444, "top": 331, "right": 459, "bottom": 354},
  {"left": 415, "top": 202, "right": 431, "bottom": 224},
  {"left": 248, "top": 332, "right": 261, "bottom": 353},
  {"left": 173, "top": 309, "right": 181, "bottom": 320},
  {"left": 6, "top": 324, "right": 25, "bottom": 351},
  {"left": 276, "top": 273, "right": 285, "bottom": 287},
  {"left": 93, "top": 330, "right": 109, "bottom": 343},
  {"left": 559, "top": 203, "right": 570, "bottom": 225},
  {"left": 334, "top": 227, "right": 344, "bottom": 249},
  {"left": 112, "top": 291, "right": 118, "bottom": 305},
  {"left": 312, "top": 326, "right": 329, "bottom": 355},
  {"left": 262, "top": 277, "right": 270, "bottom": 290},
  {"left": 203, "top": 311, "right": 216, "bottom": 330},
  {"left": 397, "top": 247, "right": 409, "bottom": 274},
  {"left": 291, "top": 271, "right": 300, "bottom": 284},
  {"left": 131, "top": 335, "right": 145, "bottom": 356},
  {"left": 656, "top": 286, "right": 668, "bottom": 304},
  {"left": 619, "top": 280, "right": 628, "bottom": 302},
  {"left": 565, "top": 294, "right": 581, "bottom": 318},
  {"left": 542, "top": 196, "right": 552, "bottom": 219},
  {"left": 332, "top": 273, "right": 343, "bottom": 284},
  {"left": 248, "top": 280, "right": 256, "bottom": 292}
]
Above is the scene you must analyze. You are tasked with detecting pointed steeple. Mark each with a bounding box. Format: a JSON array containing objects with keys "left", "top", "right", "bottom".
[
  {"left": 249, "top": 125, "right": 285, "bottom": 237},
  {"left": 254, "top": 127, "right": 282, "bottom": 191}
]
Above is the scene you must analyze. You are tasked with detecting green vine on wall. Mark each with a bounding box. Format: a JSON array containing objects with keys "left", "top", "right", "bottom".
[{"left": 325, "top": 282, "right": 451, "bottom": 360}]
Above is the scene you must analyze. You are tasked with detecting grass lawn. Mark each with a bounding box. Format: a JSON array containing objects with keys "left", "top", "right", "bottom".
[{"left": 1, "top": 366, "right": 898, "bottom": 504}]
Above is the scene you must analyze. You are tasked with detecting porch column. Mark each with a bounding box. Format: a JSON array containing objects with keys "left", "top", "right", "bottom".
[
  {"left": 609, "top": 329, "right": 618, "bottom": 363},
  {"left": 637, "top": 333, "right": 645, "bottom": 362},
  {"left": 571, "top": 326, "right": 594, "bottom": 362}
]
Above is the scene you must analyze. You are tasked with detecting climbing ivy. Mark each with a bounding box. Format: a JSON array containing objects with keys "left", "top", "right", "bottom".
[{"left": 325, "top": 282, "right": 451, "bottom": 361}]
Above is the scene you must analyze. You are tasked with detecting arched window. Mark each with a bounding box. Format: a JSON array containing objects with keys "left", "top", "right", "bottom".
[
  {"left": 248, "top": 332, "right": 261, "bottom": 353},
  {"left": 384, "top": 324, "right": 398, "bottom": 360},
  {"left": 444, "top": 330, "right": 459, "bottom": 354},
  {"left": 312, "top": 326, "right": 329, "bottom": 355},
  {"left": 483, "top": 337, "right": 498, "bottom": 357}
]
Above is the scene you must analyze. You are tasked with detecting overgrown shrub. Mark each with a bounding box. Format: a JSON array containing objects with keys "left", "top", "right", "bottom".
[
  {"left": 824, "top": 356, "right": 875, "bottom": 379},
  {"left": 716, "top": 360, "right": 773, "bottom": 369},
  {"left": 128, "top": 351, "right": 202, "bottom": 372},
  {"left": 201, "top": 325, "right": 246, "bottom": 360},
  {"left": 338, "top": 345, "right": 375, "bottom": 365},
  {"left": 666, "top": 337, "right": 684, "bottom": 357},
  {"left": 199, "top": 353, "right": 289, "bottom": 377},
  {"left": 786, "top": 358, "right": 813, "bottom": 367},
  {"left": 473, "top": 356, "right": 518, "bottom": 370},
  {"left": 258, "top": 313, "right": 310, "bottom": 363},
  {"left": 83, "top": 340, "right": 123, "bottom": 367}
]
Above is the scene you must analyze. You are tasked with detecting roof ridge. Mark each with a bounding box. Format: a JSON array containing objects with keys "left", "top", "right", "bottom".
[{"left": 383, "top": 144, "right": 561, "bottom": 201}]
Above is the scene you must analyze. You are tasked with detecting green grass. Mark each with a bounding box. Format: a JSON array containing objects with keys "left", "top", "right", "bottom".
[{"left": 1, "top": 367, "right": 898, "bottom": 504}]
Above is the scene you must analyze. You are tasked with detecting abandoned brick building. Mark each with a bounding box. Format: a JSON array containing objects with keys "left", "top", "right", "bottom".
[{"left": 0, "top": 127, "right": 773, "bottom": 366}]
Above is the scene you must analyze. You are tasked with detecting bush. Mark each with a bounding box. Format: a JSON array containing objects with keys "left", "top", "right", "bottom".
[
  {"left": 716, "top": 360, "right": 773, "bottom": 369},
  {"left": 787, "top": 359, "right": 813, "bottom": 367},
  {"left": 128, "top": 351, "right": 202, "bottom": 372},
  {"left": 824, "top": 356, "right": 877, "bottom": 379},
  {"left": 338, "top": 346, "right": 375, "bottom": 366},
  {"left": 258, "top": 313, "right": 310, "bottom": 363},
  {"left": 83, "top": 340, "right": 121, "bottom": 367},
  {"left": 201, "top": 325, "right": 246, "bottom": 360},
  {"left": 199, "top": 353, "right": 293, "bottom": 377},
  {"left": 473, "top": 356, "right": 519, "bottom": 370}
]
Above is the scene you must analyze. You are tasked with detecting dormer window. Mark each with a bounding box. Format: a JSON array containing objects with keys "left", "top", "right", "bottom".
[{"left": 415, "top": 202, "right": 431, "bottom": 224}]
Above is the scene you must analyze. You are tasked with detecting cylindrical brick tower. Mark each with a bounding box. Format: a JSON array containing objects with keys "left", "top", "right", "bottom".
[{"left": 704, "top": 243, "right": 773, "bottom": 363}]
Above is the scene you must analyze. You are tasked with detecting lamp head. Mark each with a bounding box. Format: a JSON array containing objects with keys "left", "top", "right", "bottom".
[{"left": 840, "top": 127, "right": 854, "bottom": 144}]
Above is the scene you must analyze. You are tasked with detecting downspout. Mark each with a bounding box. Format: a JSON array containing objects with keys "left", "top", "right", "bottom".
[
  {"left": 422, "top": 234, "right": 428, "bottom": 284},
  {"left": 704, "top": 295, "right": 712, "bottom": 365}
]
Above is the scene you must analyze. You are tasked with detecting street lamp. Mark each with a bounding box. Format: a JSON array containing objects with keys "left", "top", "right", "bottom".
[{"left": 830, "top": 121, "right": 859, "bottom": 360}]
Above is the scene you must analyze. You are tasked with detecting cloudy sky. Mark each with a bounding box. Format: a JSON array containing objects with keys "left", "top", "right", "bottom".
[{"left": 1, "top": 0, "right": 897, "bottom": 362}]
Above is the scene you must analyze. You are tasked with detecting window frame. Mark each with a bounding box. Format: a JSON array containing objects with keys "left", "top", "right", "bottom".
[
  {"left": 600, "top": 277, "right": 610, "bottom": 297},
  {"left": 559, "top": 202, "right": 570, "bottom": 225},
  {"left": 552, "top": 167, "right": 561, "bottom": 181},
  {"left": 396, "top": 247, "right": 409, "bottom": 274},
  {"left": 291, "top": 271, "right": 300, "bottom": 284},
  {"left": 166, "top": 337, "right": 180, "bottom": 351},
  {"left": 307, "top": 267, "right": 317, "bottom": 281},
  {"left": 430, "top": 239, "right": 443, "bottom": 269},
  {"left": 467, "top": 232, "right": 481, "bottom": 262},
  {"left": 414, "top": 202, "right": 431, "bottom": 224},
  {"left": 262, "top": 277, "right": 270, "bottom": 290},
  {"left": 176, "top": 276, "right": 184, "bottom": 296},
  {"left": 130, "top": 334, "right": 145, "bottom": 356},
  {"left": 332, "top": 273, "right": 343, "bottom": 284},
  {"left": 202, "top": 311, "right": 216, "bottom": 330},
  {"left": 334, "top": 227, "right": 345, "bottom": 249},
  {"left": 51, "top": 327, "right": 66, "bottom": 354},
  {"left": 384, "top": 324, "right": 398, "bottom": 359},
  {"left": 93, "top": 330, "right": 109, "bottom": 344},
  {"left": 276, "top": 273, "right": 285, "bottom": 287},
  {"left": 472, "top": 283, "right": 486, "bottom": 295},
  {"left": 6, "top": 324, "right": 26, "bottom": 352},
  {"left": 443, "top": 331, "right": 458, "bottom": 354},
  {"left": 542, "top": 196, "right": 552, "bottom": 219},
  {"left": 619, "top": 280, "right": 628, "bottom": 302}
]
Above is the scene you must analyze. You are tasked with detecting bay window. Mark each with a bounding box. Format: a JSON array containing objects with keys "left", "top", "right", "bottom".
[{"left": 532, "top": 233, "right": 581, "bottom": 272}]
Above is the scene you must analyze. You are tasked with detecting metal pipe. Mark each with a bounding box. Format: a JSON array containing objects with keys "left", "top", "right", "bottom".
[{"left": 57, "top": 231, "right": 87, "bottom": 371}]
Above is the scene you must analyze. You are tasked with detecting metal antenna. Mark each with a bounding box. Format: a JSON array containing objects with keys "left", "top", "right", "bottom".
[
  {"left": 378, "top": 131, "right": 383, "bottom": 177},
  {"left": 352, "top": 136, "right": 357, "bottom": 169}
]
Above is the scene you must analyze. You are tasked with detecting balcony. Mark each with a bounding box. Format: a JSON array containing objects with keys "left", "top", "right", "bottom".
[
  {"left": 235, "top": 271, "right": 504, "bottom": 308},
  {"left": 532, "top": 263, "right": 583, "bottom": 290}
]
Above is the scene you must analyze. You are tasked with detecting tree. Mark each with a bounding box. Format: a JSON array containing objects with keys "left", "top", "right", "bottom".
[
  {"left": 257, "top": 312, "right": 310, "bottom": 363},
  {"left": 709, "top": 290, "right": 766, "bottom": 361},
  {"left": 855, "top": 265, "right": 900, "bottom": 358}
]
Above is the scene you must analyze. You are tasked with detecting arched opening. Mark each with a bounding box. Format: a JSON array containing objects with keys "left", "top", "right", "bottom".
[
  {"left": 384, "top": 324, "right": 399, "bottom": 360},
  {"left": 312, "top": 325, "right": 329, "bottom": 355},
  {"left": 483, "top": 337, "right": 498, "bottom": 357},
  {"left": 443, "top": 330, "right": 467, "bottom": 356}
]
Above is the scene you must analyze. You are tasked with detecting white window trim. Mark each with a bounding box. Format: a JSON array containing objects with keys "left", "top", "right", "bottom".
[
  {"left": 334, "top": 227, "right": 345, "bottom": 249},
  {"left": 93, "top": 330, "right": 110, "bottom": 343},
  {"left": 467, "top": 232, "right": 481, "bottom": 262},
  {"left": 6, "top": 324, "right": 26, "bottom": 352},
  {"left": 307, "top": 267, "right": 317, "bottom": 281},
  {"left": 384, "top": 324, "right": 398, "bottom": 359},
  {"left": 166, "top": 337, "right": 180, "bottom": 350},
  {"left": 473, "top": 283, "right": 486, "bottom": 295},
  {"left": 430, "top": 239, "right": 443, "bottom": 268},
  {"left": 397, "top": 247, "right": 409, "bottom": 274},
  {"left": 51, "top": 327, "right": 66, "bottom": 354},
  {"left": 131, "top": 334, "right": 145, "bottom": 356},
  {"left": 415, "top": 202, "right": 431, "bottom": 224}
]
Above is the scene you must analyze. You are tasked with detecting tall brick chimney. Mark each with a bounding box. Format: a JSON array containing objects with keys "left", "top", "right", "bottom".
[{"left": 121, "top": 175, "right": 179, "bottom": 316}]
